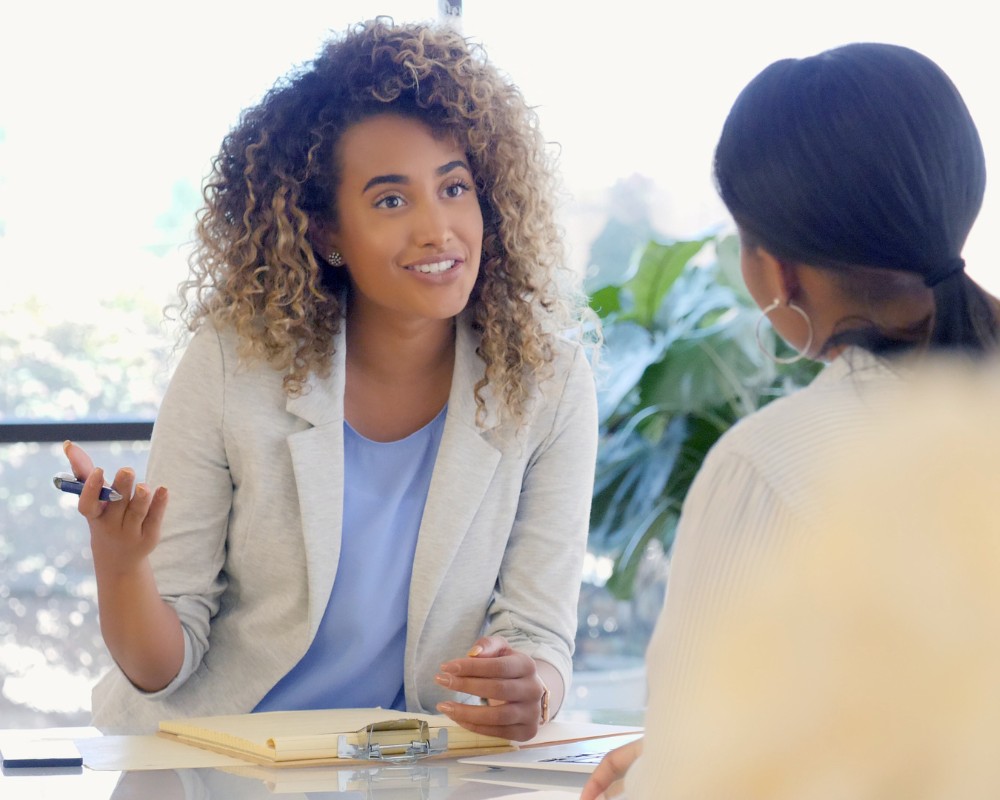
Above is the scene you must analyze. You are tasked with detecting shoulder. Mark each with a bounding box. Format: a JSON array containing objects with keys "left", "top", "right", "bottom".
[
  {"left": 456, "top": 316, "right": 596, "bottom": 424},
  {"left": 723, "top": 351, "right": 898, "bottom": 452},
  {"left": 699, "top": 352, "right": 901, "bottom": 507},
  {"left": 167, "top": 322, "right": 287, "bottom": 402},
  {"left": 548, "top": 333, "right": 597, "bottom": 393},
  {"left": 174, "top": 322, "right": 238, "bottom": 371},
  {"left": 523, "top": 334, "right": 597, "bottom": 433}
]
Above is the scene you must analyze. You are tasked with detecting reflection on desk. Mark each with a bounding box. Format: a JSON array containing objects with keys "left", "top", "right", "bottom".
[
  {"left": 3, "top": 762, "right": 579, "bottom": 799},
  {"left": 0, "top": 727, "right": 591, "bottom": 799}
]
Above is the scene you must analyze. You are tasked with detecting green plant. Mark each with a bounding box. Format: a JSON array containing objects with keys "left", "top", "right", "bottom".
[{"left": 588, "top": 233, "right": 821, "bottom": 599}]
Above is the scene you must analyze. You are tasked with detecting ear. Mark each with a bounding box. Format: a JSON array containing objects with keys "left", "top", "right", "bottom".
[
  {"left": 309, "top": 220, "right": 341, "bottom": 264},
  {"left": 743, "top": 243, "right": 800, "bottom": 303},
  {"left": 776, "top": 259, "right": 804, "bottom": 304}
]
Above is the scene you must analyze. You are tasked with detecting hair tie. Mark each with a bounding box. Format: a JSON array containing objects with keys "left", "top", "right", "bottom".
[{"left": 923, "top": 257, "right": 965, "bottom": 288}]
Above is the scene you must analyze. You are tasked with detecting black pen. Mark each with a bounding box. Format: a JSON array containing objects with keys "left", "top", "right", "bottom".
[{"left": 52, "top": 472, "right": 123, "bottom": 502}]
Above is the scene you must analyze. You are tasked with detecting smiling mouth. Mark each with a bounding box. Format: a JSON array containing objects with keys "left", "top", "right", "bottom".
[{"left": 406, "top": 259, "right": 456, "bottom": 274}]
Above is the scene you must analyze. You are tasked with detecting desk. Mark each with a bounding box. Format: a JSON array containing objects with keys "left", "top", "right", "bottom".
[{"left": 0, "top": 725, "right": 619, "bottom": 799}]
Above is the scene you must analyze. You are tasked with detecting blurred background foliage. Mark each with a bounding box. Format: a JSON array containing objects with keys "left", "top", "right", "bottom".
[
  {"left": 1, "top": 296, "right": 173, "bottom": 421},
  {"left": 587, "top": 233, "right": 821, "bottom": 599}
]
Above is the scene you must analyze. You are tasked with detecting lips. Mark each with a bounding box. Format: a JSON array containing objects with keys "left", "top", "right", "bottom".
[{"left": 405, "top": 259, "right": 457, "bottom": 274}]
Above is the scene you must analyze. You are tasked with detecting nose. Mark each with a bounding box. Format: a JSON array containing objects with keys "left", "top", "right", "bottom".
[{"left": 413, "top": 198, "right": 452, "bottom": 249}]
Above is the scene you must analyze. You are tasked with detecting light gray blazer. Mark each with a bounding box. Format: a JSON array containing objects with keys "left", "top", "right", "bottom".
[{"left": 91, "top": 315, "right": 598, "bottom": 733}]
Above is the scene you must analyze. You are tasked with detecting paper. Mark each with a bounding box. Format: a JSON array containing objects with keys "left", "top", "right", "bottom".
[
  {"left": 522, "top": 720, "right": 643, "bottom": 747},
  {"left": 76, "top": 734, "right": 249, "bottom": 771}
]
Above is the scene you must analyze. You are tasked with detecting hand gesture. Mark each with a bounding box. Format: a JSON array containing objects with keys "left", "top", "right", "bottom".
[
  {"left": 434, "top": 635, "right": 547, "bottom": 741},
  {"left": 63, "top": 440, "right": 182, "bottom": 690},
  {"left": 63, "top": 440, "right": 168, "bottom": 577}
]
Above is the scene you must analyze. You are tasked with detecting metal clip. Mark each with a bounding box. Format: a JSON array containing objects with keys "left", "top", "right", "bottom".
[{"left": 337, "top": 719, "right": 448, "bottom": 762}]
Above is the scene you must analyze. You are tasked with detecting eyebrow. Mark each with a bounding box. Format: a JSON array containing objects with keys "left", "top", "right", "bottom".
[{"left": 361, "top": 160, "right": 471, "bottom": 193}]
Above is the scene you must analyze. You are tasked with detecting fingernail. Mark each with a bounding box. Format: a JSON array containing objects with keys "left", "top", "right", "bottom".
[
  {"left": 63, "top": 440, "right": 72, "bottom": 454},
  {"left": 466, "top": 645, "right": 483, "bottom": 657},
  {"left": 436, "top": 702, "right": 454, "bottom": 714},
  {"left": 93, "top": 467, "right": 104, "bottom": 483},
  {"left": 440, "top": 662, "right": 460, "bottom": 674},
  {"left": 135, "top": 484, "right": 148, "bottom": 499},
  {"left": 434, "top": 673, "right": 453, "bottom": 687}
]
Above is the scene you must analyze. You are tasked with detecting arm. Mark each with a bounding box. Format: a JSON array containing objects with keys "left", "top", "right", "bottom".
[
  {"left": 436, "top": 345, "right": 599, "bottom": 740},
  {"left": 78, "top": 327, "right": 235, "bottom": 697},
  {"left": 64, "top": 442, "right": 183, "bottom": 691}
]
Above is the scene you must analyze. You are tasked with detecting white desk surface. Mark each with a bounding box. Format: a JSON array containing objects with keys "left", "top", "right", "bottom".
[{"left": 0, "top": 724, "right": 630, "bottom": 799}]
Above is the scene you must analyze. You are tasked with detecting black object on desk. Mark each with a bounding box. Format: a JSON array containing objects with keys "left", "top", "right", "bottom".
[{"left": 1, "top": 740, "right": 84, "bottom": 768}]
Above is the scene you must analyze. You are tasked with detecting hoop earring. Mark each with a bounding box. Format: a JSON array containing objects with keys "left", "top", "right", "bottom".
[
  {"left": 327, "top": 250, "right": 345, "bottom": 267},
  {"left": 755, "top": 297, "right": 814, "bottom": 365}
]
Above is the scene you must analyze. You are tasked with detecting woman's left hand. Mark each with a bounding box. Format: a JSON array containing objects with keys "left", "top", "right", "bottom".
[{"left": 434, "top": 635, "right": 547, "bottom": 741}]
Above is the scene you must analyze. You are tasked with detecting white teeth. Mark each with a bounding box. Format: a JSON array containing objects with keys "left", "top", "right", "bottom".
[{"left": 410, "top": 260, "right": 455, "bottom": 274}]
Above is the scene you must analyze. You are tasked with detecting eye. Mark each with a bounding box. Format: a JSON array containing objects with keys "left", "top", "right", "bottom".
[
  {"left": 374, "top": 193, "right": 405, "bottom": 210},
  {"left": 443, "top": 180, "right": 473, "bottom": 199}
]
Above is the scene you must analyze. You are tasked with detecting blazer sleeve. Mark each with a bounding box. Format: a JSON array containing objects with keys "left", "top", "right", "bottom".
[
  {"left": 483, "top": 343, "right": 599, "bottom": 690},
  {"left": 140, "top": 325, "right": 235, "bottom": 697}
]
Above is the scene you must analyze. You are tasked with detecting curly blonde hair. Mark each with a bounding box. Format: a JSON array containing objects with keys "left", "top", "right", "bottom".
[{"left": 177, "top": 17, "right": 591, "bottom": 426}]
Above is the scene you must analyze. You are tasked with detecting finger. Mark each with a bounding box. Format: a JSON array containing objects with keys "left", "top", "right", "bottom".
[
  {"left": 142, "top": 487, "right": 169, "bottom": 542},
  {"left": 582, "top": 761, "right": 621, "bottom": 800},
  {"left": 94, "top": 468, "right": 136, "bottom": 526},
  {"left": 63, "top": 440, "right": 95, "bottom": 480},
  {"left": 436, "top": 701, "right": 537, "bottom": 741},
  {"left": 123, "top": 483, "right": 155, "bottom": 525},
  {"left": 465, "top": 634, "right": 510, "bottom": 658},
  {"left": 110, "top": 467, "right": 136, "bottom": 503},
  {"left": 435, "top": 672, "right": 539, "bottom": 703},
  {"left": 78, "top": 468, "right": 110, "bottom": 519},
  {"left": 582, "top": 739, "right": 643, "bottom": 800},
  {"left": 441, "top": 652, "right": 534, "bottom": 680}
]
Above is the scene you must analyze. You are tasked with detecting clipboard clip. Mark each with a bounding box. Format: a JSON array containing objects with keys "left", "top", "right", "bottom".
[{"left": 337, "top": 719, "right": 448, "bottom": 762}]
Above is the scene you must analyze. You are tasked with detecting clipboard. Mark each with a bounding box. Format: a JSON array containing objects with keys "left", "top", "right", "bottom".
[{"left": 158, "top": 708, "right": 513, "bottom": 767}]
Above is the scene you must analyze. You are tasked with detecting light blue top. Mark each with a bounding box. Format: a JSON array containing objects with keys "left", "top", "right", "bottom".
[{"left": 254, "top": 405, "right": 448, "bottom": 712}]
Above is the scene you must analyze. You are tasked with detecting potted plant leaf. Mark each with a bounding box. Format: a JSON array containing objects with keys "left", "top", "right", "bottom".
[{"left": 587, "top": 233, "right": 821, "bottom": 601}]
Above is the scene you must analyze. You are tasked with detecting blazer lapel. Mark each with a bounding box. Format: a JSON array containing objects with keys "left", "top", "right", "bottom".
[
  {"left": 408, "top": 318, "right": 502, "bottom": 640},
  {"left": 283, "top": 315, "right": 503, "bottom": 644},
  {"left": 286, "top": 325, "right": 347, "bottom": 640}
]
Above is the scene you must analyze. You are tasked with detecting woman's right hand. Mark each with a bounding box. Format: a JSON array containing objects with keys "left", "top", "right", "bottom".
[
  {"left": 580, "top": 737, "right": 643, "bottom": 800},
  {"left": 64, "top": 440, "right": 184, "bottom": 691},
  {"left": 64, "top": 440, "right": 169, "bottom": 576}
]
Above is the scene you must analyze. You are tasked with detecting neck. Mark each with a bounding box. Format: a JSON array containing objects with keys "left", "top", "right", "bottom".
[
  {"left": 345, "top": 300, "right": 457, "bottom": 383},
  {"left": 793, "top": 264, "right": 935, "bottom": 362},
  {"left": 342, "top": 299, "right": 458, "bottom": 442}
]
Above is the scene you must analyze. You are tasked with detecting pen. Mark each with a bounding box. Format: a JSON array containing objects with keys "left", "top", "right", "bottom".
[{"left": 52, "top": 472, "right": 123, "bottom": 502}]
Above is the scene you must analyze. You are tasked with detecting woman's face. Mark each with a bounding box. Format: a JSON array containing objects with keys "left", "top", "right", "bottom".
[{"left": 327, "top": 113, "right": 484, "bottom": 324}]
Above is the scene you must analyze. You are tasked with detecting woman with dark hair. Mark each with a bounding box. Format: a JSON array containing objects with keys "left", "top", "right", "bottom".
[
  {"left": 63, "top": 18, "right": 598, "bottom": 739},
  {"left": 715, "top": 42, "right": 997, "bottom": 358},
  {"left": 584, "top": 42, "right": 999, "bottom": 799}
]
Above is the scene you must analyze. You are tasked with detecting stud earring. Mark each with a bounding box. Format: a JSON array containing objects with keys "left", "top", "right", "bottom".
[{"left": 327, "top": 250, "right": 345, "bottom": 267}]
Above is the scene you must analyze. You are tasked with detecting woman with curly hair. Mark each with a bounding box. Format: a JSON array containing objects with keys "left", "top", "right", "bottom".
[{"left": 63, "top": 18, "right": 598, "bottom": 738}]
